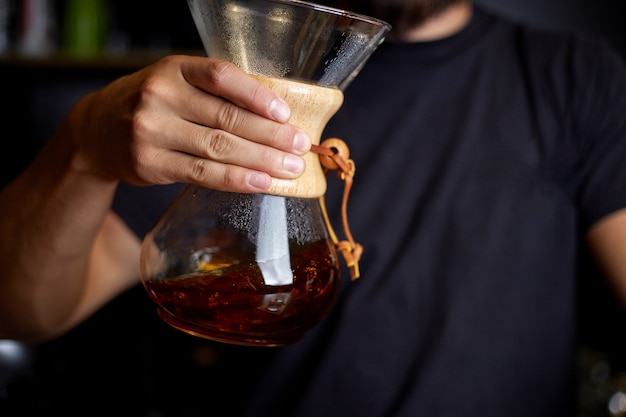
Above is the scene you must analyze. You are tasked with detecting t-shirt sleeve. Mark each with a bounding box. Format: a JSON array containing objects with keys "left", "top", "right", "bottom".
[
  {"left": 573, "top": 38, "right": 626, "bottom": 228},
  {"left": 112, "top": 182, "right": 184, "bottom": 239}
]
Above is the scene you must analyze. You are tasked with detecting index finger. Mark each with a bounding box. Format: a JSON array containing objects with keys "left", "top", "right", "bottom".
[{"left": 181, "top": 57, "right": 292, "bottom": 123}]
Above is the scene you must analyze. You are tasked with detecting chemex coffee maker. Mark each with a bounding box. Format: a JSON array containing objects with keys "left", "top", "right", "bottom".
[{"left": 139, "top": 0, "right": 390, "bottom": 346}]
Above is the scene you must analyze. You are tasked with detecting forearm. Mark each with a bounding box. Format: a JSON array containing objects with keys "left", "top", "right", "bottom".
[
  {"left": 0, "top": 125, "right": 118, "bottom": 342},
  {"left": 587, "top": 208, "right": 626, "bottom": 314},
  {"left": 0, "top": 55, "right": 311, "bottom": 341}
]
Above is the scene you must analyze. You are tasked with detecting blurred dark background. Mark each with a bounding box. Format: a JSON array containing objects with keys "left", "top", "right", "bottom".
[
  {"left": 0, "top": 0, "right": 625, "bottom": 416},
  {"left": 0, "top": 0, "right": 205, "bottom": 187},
  {"left": 477, "top": 0, "right": 626, "bottom": 55}
]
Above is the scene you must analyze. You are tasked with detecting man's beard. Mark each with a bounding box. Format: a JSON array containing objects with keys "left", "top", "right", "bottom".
[{"left": 315, "top": 0, "right": 465, "bottom": 35}]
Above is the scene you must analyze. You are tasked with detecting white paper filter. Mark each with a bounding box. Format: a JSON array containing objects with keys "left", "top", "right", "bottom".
[{"left": 255, "top": 195, "right": 293, "bottom": 285}]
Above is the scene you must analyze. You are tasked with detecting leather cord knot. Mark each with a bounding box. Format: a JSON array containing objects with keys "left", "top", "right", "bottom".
[{"left": 311, "top": 139, "right": 362, "bottom": 280}]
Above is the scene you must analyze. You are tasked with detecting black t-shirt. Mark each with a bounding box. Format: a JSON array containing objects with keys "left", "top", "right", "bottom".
[
  {"left": 6, "top": 5, "right": 626, "bottom": 417},
  {"left": 238, "top": 7, "right": 626, "bottom": 417}
]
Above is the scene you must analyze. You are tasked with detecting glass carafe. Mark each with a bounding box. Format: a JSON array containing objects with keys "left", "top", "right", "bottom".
[{"left": 139, "top": 0, "right": 390, "bottom": 346}]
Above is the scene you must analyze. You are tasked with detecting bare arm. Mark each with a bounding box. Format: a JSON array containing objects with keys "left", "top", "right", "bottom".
[
  {"left": 587, "top": 207, "right": 626, "bottom": 313},
  {"left": 0, "top": 55, "right": 311, "bottom": 342}
]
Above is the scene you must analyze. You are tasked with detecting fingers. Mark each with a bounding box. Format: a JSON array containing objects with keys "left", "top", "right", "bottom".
[
  {"left": 177, "top": 78, "right": 310, "bottom": 156},
  {"left": 121, "top": 56, "right": 314, "bottom": 192},
  {"left": 84, "top": 55, "right": 313, "bottom": 193},
  {"left": 179, "top": 57, "right": 293, "bottom": 123},
  {"left": 141, "top": 115, "right": 307, "bottom": 191},
  {"left": 144, "top": 149, "right": 275, "bottom": 193}
]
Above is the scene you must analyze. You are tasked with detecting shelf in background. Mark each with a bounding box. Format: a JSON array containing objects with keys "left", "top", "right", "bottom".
[{"left": 0, "top": 49, "right": 206, "bottom": 72}]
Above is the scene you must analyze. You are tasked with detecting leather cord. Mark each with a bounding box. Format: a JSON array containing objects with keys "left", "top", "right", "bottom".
[{"left": 311, "top": 139, "right": 363, "bottom": 280}]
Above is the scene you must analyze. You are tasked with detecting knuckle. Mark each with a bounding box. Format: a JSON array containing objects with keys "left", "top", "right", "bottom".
[
  {"left": 132, "top": 146, "right": 153, "bottom": 174},
  {"left": 215, "top": 102, "right": 244, "bottom": 133},
  {"left": 159, "top": 54, "right": 183, "bottom": 67},
  {"left": 130, "top": 145, "right": 167, "bottom": 185},
  {"left": 273, "top": 125, "right": 289, "bottom": 147},
  {"left": 206, "top": 60, "right": 238, "bottom": 86},
  {"left": 220, "top": 166, "right": 241, "bottom": 190},
  {"left": 124, "top": 118, "right": 170, "bottom": 185},
  {"left": 188, "top": 159, "right": 243, "bottom": 191},
  {"left": 272, "top": 124, "right": 296, "bottom": 150},
  {"left": 135, "top": 75, "right": 162, "bottom": 102},
  {"left": 189, "top": 158, "right": 212, "bottom": 181},
  {"left": 204, "top": 130, "right": 237, "bottom": 160},
  {"left": 129, "top": 112, "right": 151, "bottom": 139},
  {"left": 249, "top": 82, "right": 271, "bottom": 106}
]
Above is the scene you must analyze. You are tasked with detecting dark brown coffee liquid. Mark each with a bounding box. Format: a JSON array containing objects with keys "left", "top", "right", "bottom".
[{"left": 143, "top": 240, "right": 340, "bottom": 346}]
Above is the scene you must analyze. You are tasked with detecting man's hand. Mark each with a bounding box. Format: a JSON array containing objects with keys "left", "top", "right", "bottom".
[{"left": 65, "top": 55, "right": 312, "bottom": 193}]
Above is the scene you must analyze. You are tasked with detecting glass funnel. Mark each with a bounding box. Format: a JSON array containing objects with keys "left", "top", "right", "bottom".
[{"left": 139, "top": 0, "right": 390, "bottom": 346}]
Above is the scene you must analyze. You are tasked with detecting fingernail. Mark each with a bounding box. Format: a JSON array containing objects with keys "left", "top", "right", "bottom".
[
  {"left": 269, "top": 98, "right": 291, "bottom": 122},
  {"left": 293, "top": 132, "right": 311, "bottom": 153},
  {"left": 283, "top": 155, "right": 305, "bottom": 174},
  {"left": 247, "top": 173, "right": 271, "bottom": 189}
]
